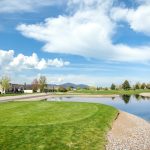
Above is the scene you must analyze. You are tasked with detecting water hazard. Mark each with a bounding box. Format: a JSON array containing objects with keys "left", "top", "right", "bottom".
[{"left": 48, "top": 95, "right": 150, "bottom": 122}]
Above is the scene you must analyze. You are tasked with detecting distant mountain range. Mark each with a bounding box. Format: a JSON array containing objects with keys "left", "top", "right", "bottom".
[{"left": 48, "top": 83, "right": 89, "bottom": 89}]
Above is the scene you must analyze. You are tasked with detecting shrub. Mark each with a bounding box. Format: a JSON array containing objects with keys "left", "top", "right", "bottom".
[{"left": 58, "top": 86, "right": 67, "bottom": 92}]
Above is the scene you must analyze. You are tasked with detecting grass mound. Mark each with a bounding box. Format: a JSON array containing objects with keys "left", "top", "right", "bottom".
[{"left": 0, "top": 101, "right": 118, "bottom": 150}]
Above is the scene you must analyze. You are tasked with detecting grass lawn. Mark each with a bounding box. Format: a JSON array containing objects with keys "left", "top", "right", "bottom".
[
  {"left": 0, "top": 101, "right": 118, "bottom": 150},
  {"left": 69, "top": 89, "right": 150, "bottom": 95}
]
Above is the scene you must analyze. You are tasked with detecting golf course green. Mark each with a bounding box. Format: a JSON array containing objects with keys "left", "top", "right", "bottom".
[{"left": 0, "top": 101, "right": 118, "bottom": 150}]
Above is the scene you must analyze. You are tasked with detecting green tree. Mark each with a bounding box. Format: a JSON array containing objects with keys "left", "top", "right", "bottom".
[
  {"left": 135, "top": 82, "right": 140, "bottom": 89},
  {"left": 58, "top": 86, "right": 67, "bottom": 92},
  {"left": 122, "top": 80, "right": 131, "bottom": 90},
  {"left": 77, "top": 87, "right": 81, "bottom": 90},
  {"left": 110, "top": 84, "right": 116, "bottom": 90},
  {"left": 39, "top": 76, "right": 47, "bottom": 92},
  {"left": 32, "top": 79, "right": 39, "bottom": 92},
  {"left": 1, "top": 76, "right": 10, "bottom": 94},
  {"left": 141, "top": 83, "right": 146, "bottom": 89},
  {"left": 146, "top": 84, "right": 150, "bottom": 89},
  {"left": 67, "top": 86, "right": 73, "bottom": 91}
]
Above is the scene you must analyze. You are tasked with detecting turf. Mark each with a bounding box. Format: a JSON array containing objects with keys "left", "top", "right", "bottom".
[{"left": 0, "top": 101, "right": 118, "bottom": 150}]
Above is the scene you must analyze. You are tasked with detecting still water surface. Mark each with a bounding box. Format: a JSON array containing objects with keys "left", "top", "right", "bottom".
[{"left": 48, "top": 95, "right": 150, "bottom": 122}]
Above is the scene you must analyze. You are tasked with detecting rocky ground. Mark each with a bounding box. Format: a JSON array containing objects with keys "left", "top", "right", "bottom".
[{"left": 106, "top": 111, "right": 150, "bottom": 150}]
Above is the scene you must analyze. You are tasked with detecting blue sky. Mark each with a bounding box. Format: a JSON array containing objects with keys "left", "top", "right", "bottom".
[{"left": 0, "top": 0, "right": 150, "bottom": 86}]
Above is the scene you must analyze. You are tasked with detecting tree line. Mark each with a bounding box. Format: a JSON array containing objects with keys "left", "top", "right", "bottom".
[
  {"left": 0, "top": 75, "right": 68, "bottom": 94},
  {"left": 1, "top": 75, "right": 150, "bottom": 94},
  {"left": 0, "top": 75, "right": 47, "bottom": 94},
  {"left": 110, "top": 80, "right": 150, "bottom": 90}
]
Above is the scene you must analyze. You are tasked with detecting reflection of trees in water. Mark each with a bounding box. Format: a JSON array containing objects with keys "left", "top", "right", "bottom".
[
  {"left": 134, "top": 94, "right": 141, "bottom": 100},
  {"left": 112, "top": 97, "right": 115, "bottom": 100},
  {"left": 134, "top": 95, "right": 150, "bottom": 101},
  {"left": 121, "top": 95, "right": 131, "bottom": 104},
  {"left": 122, "top": 94, "right": 150, "bottom": 103},
  {"left": 141, "top": 96, "right": 146, "bottom": 100},
  {"left": 141, "top": 96, "right": 150, "bottom": 100}
]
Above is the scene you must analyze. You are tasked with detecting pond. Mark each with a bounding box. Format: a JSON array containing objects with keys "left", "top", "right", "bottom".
[{"left": 47, "top": 95, "right": 150, "bottom": 122}]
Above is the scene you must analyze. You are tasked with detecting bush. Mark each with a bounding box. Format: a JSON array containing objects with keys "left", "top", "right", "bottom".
[{"left": 58, "top": 86, "right": 67, "bottom": 92}]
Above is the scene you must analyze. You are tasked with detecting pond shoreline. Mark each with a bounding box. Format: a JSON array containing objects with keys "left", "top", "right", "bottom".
[
  {"left": 106, "top": 111, "right": 150, "bottom": 150},
  {"left": 48, "top": 94, "right": 118, "bottom": 98},
  {"left": 140, "top": 92, "right": 150, "bottom": 98},
  {"left": 0, "top": 94, "right": 118, "bottom": 102}
]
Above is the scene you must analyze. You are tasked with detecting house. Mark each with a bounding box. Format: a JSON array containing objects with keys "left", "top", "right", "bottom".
[
  {"left": 0, "top": 82, "right": 4, "bottom": 94},
  {"left": 24, "top": 90, "right": 33, "bottom": 94},
  {"left": 23, "top": 84, "right": 33, "bottom": 93},
  {"left": 9, "top": 83, "right": 24, "bottom": 93}
]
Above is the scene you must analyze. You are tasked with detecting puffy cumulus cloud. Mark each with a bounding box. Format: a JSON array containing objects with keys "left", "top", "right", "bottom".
[
  {"left": 0, "top": 0, "right": 61, "bottom": 13},
  {"left": 17, "top": 0, "right": 150, "bottom": 63},
  {"left": 112, "top": 44, "right": 150, "bottom": 62},
  {"left": 0, "top": 50, "right": 14, "bottom": 66},
  {"left": 111, "top": 3, "right": 150, "bottom": 36},
  {"left": 0, "top": 49, "right": 70, "bottom": 71},
  {"left": 17, "top": 3, "right": 116, "bottom": 59},
  {"left": 48, "top": 59, "right": 70, "bottom": 67}
]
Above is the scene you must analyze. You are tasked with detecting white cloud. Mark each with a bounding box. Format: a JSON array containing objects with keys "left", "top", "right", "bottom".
[
  {"left": 17, "top": 3, "right": 116, "bottom": 59},
  {"left": 0, "top": 0, "right": 61, "bottom": 13},
  {"left": 0, "top": 49, "right": 70, "bottom": 71},
  {"left": 17, "top": 0, "right": 150, "bottom": 63},
  {"left": 111, "top": 3, "right": 150, "bottom": 36},
  {"left": 48, "top": 58, "right": 70, "bottom": 67},
  {"left": 0, "top": 50, "right": 14, "bottom": 66}
]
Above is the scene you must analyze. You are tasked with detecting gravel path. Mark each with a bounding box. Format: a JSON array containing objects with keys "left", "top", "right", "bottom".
[
  {"left": 106, "top": 111, "right": 150, "bottom": 150},
  {"left": 0, "top": 93, "right": 49, "bottom": 102}
]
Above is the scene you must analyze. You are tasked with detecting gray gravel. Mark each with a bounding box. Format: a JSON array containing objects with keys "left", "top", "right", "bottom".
[{"left": 106, "top": 111, "right": 150, "bottom": 150}]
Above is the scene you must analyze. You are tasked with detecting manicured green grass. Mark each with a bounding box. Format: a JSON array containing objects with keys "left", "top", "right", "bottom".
[
  {"left": 70, "top": 89, "right": 150, "bottom": 95},
  {"left": 0, "top": 101, "right": 118, "bottom": 150}
]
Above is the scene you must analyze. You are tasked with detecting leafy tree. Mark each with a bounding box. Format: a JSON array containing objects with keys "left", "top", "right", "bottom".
[
  {"left": 122, "top": 80, "right": 131, "bottom": 90},
  {"left": 1, "top": 76, "right": 10, "bottom": 94},
  {"left": 110, "top": 84, "right": 116, "bottom": 90},
  {"left": 39, "top": 76, "right": 47, "bottom": 92},
  {"left": 135, "top": 83, "right": 140, "bottom": 89},
  {"left": 58, "top": 86, "right": 67, "bottom": 92},
  {"left": 141, "top": 83, "right": 146, "bottom": 89},
  {"left": 146, "top": 84, "right": 150, "bottom": 89},
  {"left": 77, "top": 87, "right": 81, "bottom": 90},
  {"left": 105, "top": 87, "right": 108, "bottom": 90},
  {"left": 67, "top": 86, "right": 73, "bottom": 91},
  {"left": 32, "top": 79, "right": 39, "bottom": 92}
]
